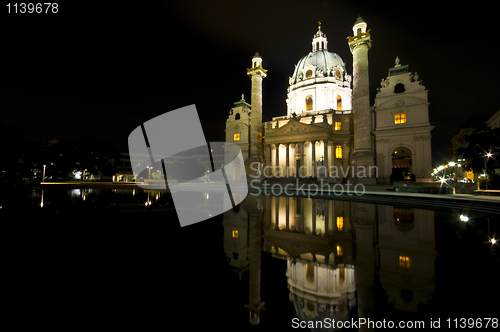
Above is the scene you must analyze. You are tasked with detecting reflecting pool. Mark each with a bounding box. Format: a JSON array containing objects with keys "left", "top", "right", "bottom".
[{"left": 2, "top": 186, "right": 499, "bottom": 330}]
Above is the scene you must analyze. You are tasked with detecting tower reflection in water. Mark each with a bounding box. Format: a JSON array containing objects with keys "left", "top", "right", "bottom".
[{"left": 222, "top": 195, "right": 436, "bottom": 330}]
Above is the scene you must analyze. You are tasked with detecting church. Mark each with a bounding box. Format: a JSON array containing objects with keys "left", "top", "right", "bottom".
[{"left": 225, "top": 18, "right": 433, "bottom": 184}]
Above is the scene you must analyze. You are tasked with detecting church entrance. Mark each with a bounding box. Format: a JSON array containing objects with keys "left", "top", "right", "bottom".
[{"left": 391, "top": 147, "right": 412, "bottom": 182}]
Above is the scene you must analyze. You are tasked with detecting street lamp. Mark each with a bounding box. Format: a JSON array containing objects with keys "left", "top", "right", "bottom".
[
  {"left": 42, "top": 165, "right": 46, "bottom": 183},
  {"left": 484, "top": 152, "right": 492, "bottom": 190},
  {"left": 147, "top": 166, "right": 152, "bottom": 179}
]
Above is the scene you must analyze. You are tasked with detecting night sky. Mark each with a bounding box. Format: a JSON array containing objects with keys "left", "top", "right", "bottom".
[{"left": 1, "top": 1, "right": 498, "bottom": 165}]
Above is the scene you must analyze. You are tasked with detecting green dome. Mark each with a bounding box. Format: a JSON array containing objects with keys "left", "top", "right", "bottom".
[{"left": 291, "top": 50, "right": 346, "bottom": 84}]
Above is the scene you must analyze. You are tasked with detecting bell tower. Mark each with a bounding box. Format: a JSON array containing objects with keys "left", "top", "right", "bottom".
[{"left": 348, "top": 16, "right": 375, "bottom": 183}]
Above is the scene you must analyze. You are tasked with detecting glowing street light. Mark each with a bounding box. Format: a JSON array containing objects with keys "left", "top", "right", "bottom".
[
  {"left": 42, "top": 164, "right": 46, "bottom": 183},
  {"left": 484, "top": 152, "right": 492, "bottom": 190},
  {"left": 459, "top": 214, "right": 469, "bottom": 222},
  {"left": 147, "top": 166, "right": 152, "bottom": 179}
]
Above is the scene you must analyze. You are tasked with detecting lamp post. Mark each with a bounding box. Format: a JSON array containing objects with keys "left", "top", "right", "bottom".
[
  {"left": 42, "top": 165, "right": 46, "bottom": 183},
  {"left": 485, "top": 152, "right": 492, "bottom": 190},
  {"left": 147, "top": 166, "right": 152, "bottom": 179}
]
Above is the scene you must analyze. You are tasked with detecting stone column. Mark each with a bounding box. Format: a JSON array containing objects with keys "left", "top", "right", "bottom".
[
  {"left": 286, "top": 143, "right": 290, "bottom": 177},
  {"left": 323, "top": 140, "right": 329, "bottom": 178},
  {"left": 275, "top": 144, "right": 280, "bottom": 177},
  {"left": 286, "top": 197, "right": 290, "bottom": 231},
  {"left": 311, "top": 140, "right": 316, "bottom": 177},
  {"left": 300, "top": 142, "right": 305, "bottom": 178},
  {"left": 245, "top": 54, "right": 267, "bottom": 179},
  {"left": 351, "top": 202, "right": 376, "bottom": 331},
  {"left": 348, "top": 17, "right": 375, "bottom": 182},
  {"left": 245, "top": 196, "right": 265, "bottom": 325},
  {"left": 312, "top": 200, "right": 316, "bottom": 235}
]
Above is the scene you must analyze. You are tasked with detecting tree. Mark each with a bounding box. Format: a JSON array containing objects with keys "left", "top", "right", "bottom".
[{"left": 457, "top": 124, "right": 500, "bottom": 183}]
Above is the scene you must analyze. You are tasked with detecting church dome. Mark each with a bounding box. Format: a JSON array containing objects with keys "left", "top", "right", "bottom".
[{"left": 291, "top": 50, "right": 346, "bottom": 84}]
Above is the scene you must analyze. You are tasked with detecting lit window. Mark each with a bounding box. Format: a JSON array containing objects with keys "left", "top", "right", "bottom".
[
  {"left": 336, "top": 145, "right": 343, "bottom": 159},
  {"left": 336, "top": 216, "right": 343, "bottom": 231},
  {"left": 337, "top": 245, "right": 343, "bottom": 256},
  {"left": 233, "top": 133, "right": 240, "bottom": 141},
  {"left": 306, "top": 95, "right": 313, "bottom": 111},
  {"left": 339, "top": 265, "right": 345, "bottom": 283},
  {"left": 334, "top": 121, "right": 341, "bottom": 131},
  {"left": 395, "top": 113, "right": 407, "bottom": 124},
  {"left": 306, "top": 264, "right": 314, "bottom": 283},
  {"left": 232, "top": 230, "right": 239, "bottom": 238},
  {"left": 399, "top": 256, "right": 411, "bottom": 268},
  {"left": 337, "top": 95, "right": 342, "bottom": 110}
]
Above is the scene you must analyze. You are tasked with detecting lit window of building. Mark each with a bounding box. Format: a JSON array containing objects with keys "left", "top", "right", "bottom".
[
  {"left": 306, "top": 95, "right": 313, "bottom": 111},
  {"left": 306, "top": 264, "right": 314, "bottom": 283},
  {"left": 233, "top": 133, "right": 240, "bottom": 141},
  {"left": 336, "top": 216, "right": 343, "bottom": 231},
  {"left": 336, "top": 145, "right": 343, "bottom": 159},
  {"left": 334, "top": 121, "right": 341, "bottom": 131},
  {"left": 395, "top": 113, "right": 407, "bottom": 124},
  {"left": 232, "top": 230, "right": 239, "bottom": 238},
  {"left": 337, "top": 245, "right": 343, "bottom": 256},
  {"left": 399, "top": 255, "right": 411, "bottom": 268}
]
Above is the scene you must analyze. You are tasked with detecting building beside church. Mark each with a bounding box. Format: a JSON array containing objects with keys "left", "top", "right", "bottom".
[{"left": 225, "top": 18, "right": 433, "bottom": 184}]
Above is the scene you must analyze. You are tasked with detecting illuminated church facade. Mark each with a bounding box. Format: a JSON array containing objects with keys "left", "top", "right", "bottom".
[{"left": 225, "top": 18, "right": 433, "bottom": 184}]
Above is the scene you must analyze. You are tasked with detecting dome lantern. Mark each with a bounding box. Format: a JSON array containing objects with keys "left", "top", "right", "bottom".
[{"left": 312, "top": 21, "right": 328, "bottom": 52}]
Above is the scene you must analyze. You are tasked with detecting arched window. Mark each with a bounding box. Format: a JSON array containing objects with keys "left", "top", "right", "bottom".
[
  {"left": 357, "top": 28, "right": 362, "bottom": 36},
  {"left": 337, "top": 95, "right": 342, "bottom": 110},
  {"left": 335, "top": 145, "right": 343, "bottom": 159},
  {"left": 306, "top": 95, "right": 313, "bottom": 111},
  {"left": 235, "top": 113, "right": 240, "bottom": 120},
  {"left": 339, "top": 265, "right": 345, "bottom": 284},
  {"left": 394, "top": 83, "right": 405, "bottom": 94},
  {"left": 306, "top": 264, "right": 314, "bottom": 283}
]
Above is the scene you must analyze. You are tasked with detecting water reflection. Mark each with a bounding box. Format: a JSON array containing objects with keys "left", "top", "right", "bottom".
[{"left": 223, "top": 194, "right": 498, "bottom": 331}]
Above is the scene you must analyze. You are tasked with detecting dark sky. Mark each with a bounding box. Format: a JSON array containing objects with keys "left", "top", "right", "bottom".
[{"left": 1, "top": 1, "right": 498, "bottom": 165}]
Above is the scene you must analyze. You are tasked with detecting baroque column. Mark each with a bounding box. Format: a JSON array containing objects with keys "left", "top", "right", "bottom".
[
  {"left": 348, "top": 17, "right": 376, "bottom": 183},
  {"left": 246, "top": 53, "right": 268, "bottom": 179}
]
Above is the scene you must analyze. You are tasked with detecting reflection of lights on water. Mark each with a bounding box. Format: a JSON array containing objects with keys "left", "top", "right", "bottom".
[
  {"left": 460, "top": 214, "right": 469, "bottom": 222},
  {"left": 206, "top": 193, "right": 209, "bottom": 199}
]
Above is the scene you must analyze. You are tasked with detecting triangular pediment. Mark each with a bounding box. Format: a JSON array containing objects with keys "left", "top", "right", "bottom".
[{"left": 265, "top": 119, "right": 329, "bottom": 139}]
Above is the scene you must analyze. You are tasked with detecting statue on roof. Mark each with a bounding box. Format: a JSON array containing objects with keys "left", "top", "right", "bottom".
[{"left": 395, "top": 56, "right": 401, "bottom": 67}]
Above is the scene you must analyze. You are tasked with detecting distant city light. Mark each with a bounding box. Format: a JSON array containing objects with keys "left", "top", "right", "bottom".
[
  {"left": 448, "top": 162, "right": 456, "bottom": 166},
  {"left": 459, "top": 214, "right": 469, "bottom": 222}
]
